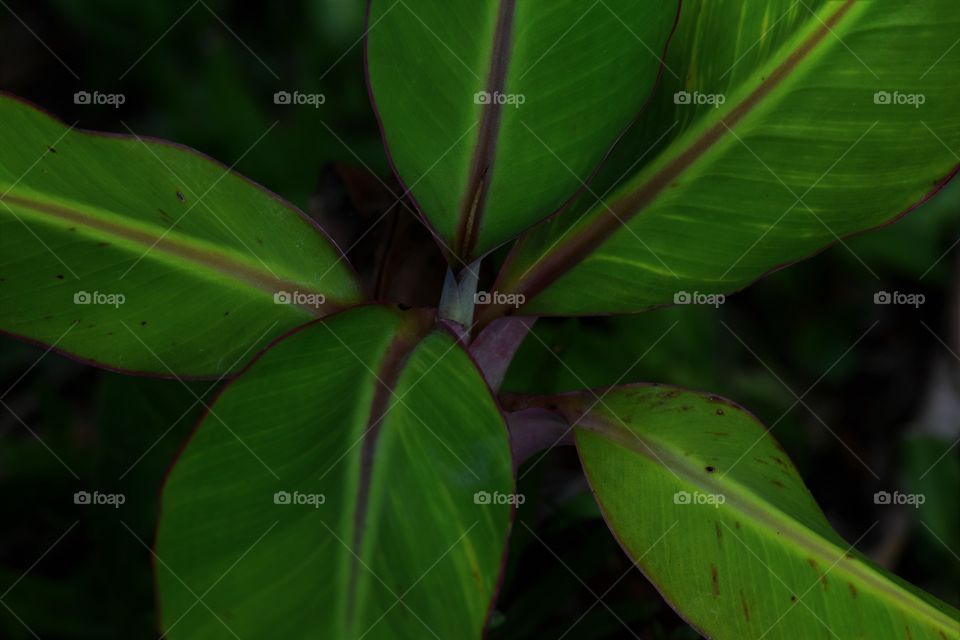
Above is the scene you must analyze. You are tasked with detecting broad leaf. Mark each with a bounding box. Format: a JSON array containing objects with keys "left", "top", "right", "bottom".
[
  {"left": 486, "top": 0, "right": 960, "bottom": 319},
  {"left": 0, "top": 94, "right": 362, "bottom": 377},
  {"left": 156, "top": 306, "right": 514, "bottom": 639},
  {"left": 366, "top": 0, "right": 680, "bottom": 261},
  {"left": 521, "top": 384, "right": 960, "bottom": 639}
]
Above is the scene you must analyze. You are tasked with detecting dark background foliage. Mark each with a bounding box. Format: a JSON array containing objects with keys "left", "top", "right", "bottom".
[{"left": 1, "top": 1, "right": 957, "bottom": 638}]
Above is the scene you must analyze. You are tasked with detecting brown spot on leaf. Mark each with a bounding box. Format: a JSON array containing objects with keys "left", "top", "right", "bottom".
[
  {"left": 706, "top": 466, "right": 716, "bottom": 473},
  {"left": 790, "top": 595, "right": 797, "bottom": 603},
  {"left": 771, "top": 456, "right": 787, "bottom": 467},
  {"left": 715, "top": 523, "right": 722, "bottom": 542},
  {"left": 176, "top": 190, "right": 186, "bottom": 202},
  {"left": 771, "top": 479, "right": 785, "bottom": 488},
  {"left": 847, "top": 583, "right": 857, "bottom": 598},
  {"left": 48, "top": 146, "right": 57, "bottom": 153},
  {"left": 806, "top": 559, "right": 828, "bottom": 589},
  {"left": 707, "top": 431, "right": 729, "bottom": 437},
  {"left": 97, "top": 242, "right": 109, "bottom": 247},
  {"left": 716, "top": 408, "right": 725, "bottom": 416},
  {"left": 710, "top": 564, "right": 719, "bottom": 596},
  {"left": 140, "top": 321, "right": 147, "bottom": 326},
  {"left": 55, "top": 274, "right": 64, "bottom": 280},
  {"left": 740, "top": 590, "right": 750, "bottom": 621},
  {"left": 68, "top": 227, "right": 76, "bottom": 232},
  {"left": 755, "top": 458, "right": 769, "bottom": 465},
  {"left": 735, "top": 521, "right": 741, "bottom": 529}
]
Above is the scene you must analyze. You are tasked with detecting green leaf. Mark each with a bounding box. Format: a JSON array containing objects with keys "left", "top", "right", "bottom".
[
  {"left": 527, "top": 384, "right": 960, "bottom": 639},
  {"left": 366, "top": 0, "right": 679, "bottom": 261},
  {"left": 156, "top": 306, "right": 514, "bottom": 639},
  {"left": 487, "top": 0, "right": 960, "bottom": 318},
  {"left": 0, "top": 94, "right": 362, "bottom": 377}
]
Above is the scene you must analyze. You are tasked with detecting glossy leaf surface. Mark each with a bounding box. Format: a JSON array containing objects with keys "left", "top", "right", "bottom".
[
  {"left": 525, "top": 384, "right": 960, "bottom": 639},
  {"left": 488, "top": 0, "right": 960, "bottom": 319},
  {"left": 0, "top": 94, "right": 362, "bottom": 376},
  {"left": 367, "top": 0, "right": 679, "bottom": 260},
  {"left": 156, "top": 306, "right": 514, "bottom": 639}
]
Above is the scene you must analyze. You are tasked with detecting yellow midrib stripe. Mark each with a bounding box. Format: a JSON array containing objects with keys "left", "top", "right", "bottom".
[
  {"left": 502, "top": 0, "right": 863, "bottom": 307},
  {"left": 579, "top": 415, "right": 958, "bottom": 635},
  {"left": 1, "top": 191, "right": 334, "bottom": 315}
]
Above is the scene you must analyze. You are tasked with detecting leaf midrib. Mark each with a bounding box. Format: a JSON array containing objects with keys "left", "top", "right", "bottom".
[
  {"left": 345, "top": 316, "right": 430, "bottom": 634},
  {"left": 497, "top": 0, "right": 859, "bottom": 313},
  {"left": 1, "top": 191, "right": 338, "bottom": 316},
  {"left": 575, "top": 411, "right": 958, "bottom": 635},
  {"left": 453, "top": 0, "right": 517, "bottom": 261}
]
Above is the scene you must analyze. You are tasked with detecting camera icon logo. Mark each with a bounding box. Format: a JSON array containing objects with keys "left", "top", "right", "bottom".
[
  {"left": 673, "top": 491, "right": 692, "bottom": 505},
  {"left": 74, "top": 291, "right": 92, "bottom": 304},
  {"left": 274, "top": 91, "right": 292, "bottom": 105},
  {"left": 674, "top": 91, "right": 691, "bottom": 105},
  {"left": 473, "top": 491, "right": 491, "bottom": 505},
  {"left": 673, "top": 291, "right": 692, "bottom": 305},
  {"left": 74, "top": 491, "right": 92, "bottom": 505},
  {"left": 874, "top": 491, "right": 891, "bottom": 505},
  {"left": 74, "top": 91, "right": 91, "bottom": 105},
  {"left": 474, "top": 91, "right": 492, "bottom": 105},
  {"left": 873, "top": 91, "right": 892, "bottom": 105},
  {"left": 273, "top": 491, "right": 291, "bottom": 505},
  {"left": 274, "top": 291, "right": 292, "bottom": 305},
  {"left": 874, "top": 291, "right": 891, "bottom": 305},
  {"left": 474, "top": 291, "right": 492, "bottom": 305}
]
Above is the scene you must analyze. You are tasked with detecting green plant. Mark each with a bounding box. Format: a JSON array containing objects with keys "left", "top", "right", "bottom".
[{"left": 1, "top": 0, "right": 958, "bottom": 638}]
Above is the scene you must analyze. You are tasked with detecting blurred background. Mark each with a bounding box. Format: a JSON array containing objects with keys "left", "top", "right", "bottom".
[{"left": 1, "top": 1, "right": 957, "bottom": 638}]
